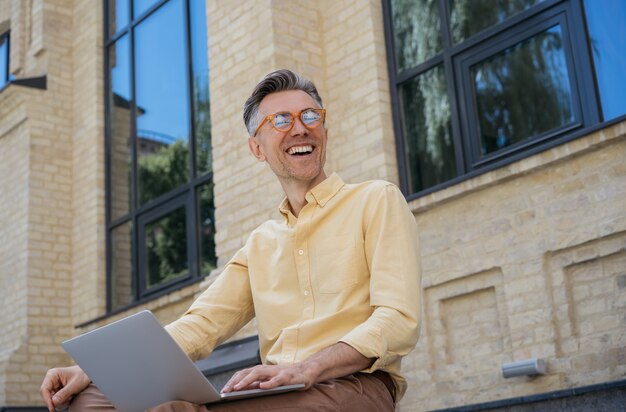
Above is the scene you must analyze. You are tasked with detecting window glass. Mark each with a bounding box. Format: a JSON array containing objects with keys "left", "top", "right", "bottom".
[
  {"left": 391, "top": 0, "right": 442, "bottom": 72},
  {"left": 108, "top": 0, "right": 129, "bottom": 37},
  {"left": 0, "top": 34, "right": 8, "bottom": 89},
  {"left": 583, "top": 0, "right": 626, "bottom": 121},
  {"left": 134, "top": 0, "right": 190, "bottom": 205},
  {"left": 399, "top": 65, "right": 456, "bottom": 193},
  {"left": 472, "top": 25, "right": 575, "bottom": 156},
  {"left": 198, "top": 182, "right": 216, "bottom": 276},
  {"left": 133, "top": 0, "right": 160, "bottom": 19},
  {"left": 106, "top": 0, "right": 214, "bottom": 310},
  {"left": 449, "top": 0, "right": 543, "bottom": 44},
  {"left": 109, "top": 35, "right": 132, "bottom": 220},
  {"left": 145, "top": 206, "right": 188, "bottom": 289},
  {"left": 111, "top": 221, "right": 134, "bottom": 310},
  {"left": 190, "top": 0, "right": 212, "bottom": 176}
]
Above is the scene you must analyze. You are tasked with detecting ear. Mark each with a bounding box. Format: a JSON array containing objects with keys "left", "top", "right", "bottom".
[{"left": 248, "top": 137, "right": 266, "bottom": 161}]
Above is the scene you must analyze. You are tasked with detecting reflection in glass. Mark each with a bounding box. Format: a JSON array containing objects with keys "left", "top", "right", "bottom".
[
  {"left": 583, "top": 0, "right": 626, "bottom": 121},
  {"left": 399, "top": 65, "right": 456, "bottom": 193},
  {"left": 198, "top": 183, "right": 216, "bottom": 276},
  {"left": 109, "top": 36, "right": 132, "bottom": 220},
  {"left": 108, "top": 0, "right": 129, "bottom": 37},
  {"left": 111, "top": 221, "right": 134, "bottom": 310},
  {"left": 190, "top": 0, "right": 212, "bottom": 176},
  {"left": 135, "top": 0, "right": 190, "bottom": 205},
  {"left": 472, "top": 25, "right": 575, "bottom": 156},
  {"left": 449, "top": 0, "right": 542, "bottom": 44},
  {"left": 145, "top": 206, "right": 188, "bottom": 288},
  {"left": 0, "top": 34, "right": 8, "bottom": 89},
  {"left": 391, "top": 0, "right": 442, "bottom": 72},
  {"left": 133, "top": 0, "right": 160, "bottom": 19}
]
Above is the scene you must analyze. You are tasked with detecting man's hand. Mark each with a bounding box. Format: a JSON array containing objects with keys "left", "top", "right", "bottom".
[
  {"left": 40, "top": 365, "right": 90, "bottom": 412},
  {"left": 221, "top": 363, "right": 315, "bottom": 393},
  {"left": 221, "top": 342, "right": 374, "bottom": 393}
]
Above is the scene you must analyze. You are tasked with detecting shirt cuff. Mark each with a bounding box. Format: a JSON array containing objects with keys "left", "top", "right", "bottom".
[
  {"left": 339, "top": 325, "right": 388, "bottom": 373},
  {"left": 164, "top": 322, "right": 194, "bottom": 358}
]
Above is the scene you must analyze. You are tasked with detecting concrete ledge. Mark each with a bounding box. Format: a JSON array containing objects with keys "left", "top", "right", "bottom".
[{"left": 434, "top": 378, "right": 626, "bottom": 411}]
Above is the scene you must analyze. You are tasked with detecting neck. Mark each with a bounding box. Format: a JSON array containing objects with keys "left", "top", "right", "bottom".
[{"left": 279, "top": 171, "right": 327, "bottom": 217}]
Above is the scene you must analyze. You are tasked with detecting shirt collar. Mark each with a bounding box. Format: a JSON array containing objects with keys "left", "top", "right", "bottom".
[{"left": 278, "top": 173, "right": 345, "bottom": 220}]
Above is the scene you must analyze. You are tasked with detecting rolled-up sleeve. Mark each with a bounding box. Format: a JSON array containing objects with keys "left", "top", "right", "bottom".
[
  {"left": 165, "top": 246, "right": 255, "bottom": 361},
  {"left": 340, "top": 183, "right": 422, "bottom": 371}
]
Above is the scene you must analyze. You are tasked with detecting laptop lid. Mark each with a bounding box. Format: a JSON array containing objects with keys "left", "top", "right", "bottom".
[
  {"left": 63, "top": 310, "right": 221, "bottom": 411},
  {"left": 62, "top": 310, "right": 303, "bottom": 412}
]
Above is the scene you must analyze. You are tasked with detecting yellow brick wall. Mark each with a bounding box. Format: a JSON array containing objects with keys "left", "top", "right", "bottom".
[
  {"left": 0, "top": 1, "right": 10, "bottom": 24},
  {"left": 0, "top": 0, "right": 76, "bottom": 404},
  {"left": 0, "top": 88, "right": 31, "bottom": 406},
  {"left": 322, "top": 0, "right": 399, "bottom": 185},
  {"left": 70, "top": 0, "right": 107, "bottom": 325}
]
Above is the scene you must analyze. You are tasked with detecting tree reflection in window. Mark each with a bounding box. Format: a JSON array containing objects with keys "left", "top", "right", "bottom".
[
  {"left": 198, "top": 182, "right": 216, "bottom": 277},
  {"left": 449, "top": 0, "right": 543, "bottom": 44},
  {"left": 400, "top": 65, "right": 456, "bottom": 193},
  {"left": 145, "top": 206, "right": 188, "bottom": 288},
  {"left": 391, "top": 0, "right": 442, "bottom": 73},
  {"left": 472, "top": 25, "right": 575, "bottom": 155}
]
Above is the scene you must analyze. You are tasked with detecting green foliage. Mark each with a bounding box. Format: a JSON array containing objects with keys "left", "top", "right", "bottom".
[
  {"left": 138, "top": 141, "right": 189, "bottom": 205},
  {"left": 138, "top": 140, "right": 189, "bottom": 287}
]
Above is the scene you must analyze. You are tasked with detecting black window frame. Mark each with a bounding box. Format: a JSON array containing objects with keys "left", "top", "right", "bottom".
[
  {"left": 383, "top": 0, "right": 606, "bottom": 200},
  {"left": 103, "top": 0, "right": 214, "bottom": 313}
]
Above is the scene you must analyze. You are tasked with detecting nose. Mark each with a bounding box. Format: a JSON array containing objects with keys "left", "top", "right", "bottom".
[{"left": 289, "top": 116, "right": 309, "bottom": 136}]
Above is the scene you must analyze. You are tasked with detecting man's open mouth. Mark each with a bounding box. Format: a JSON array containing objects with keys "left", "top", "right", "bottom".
[{"left": 287, "top": 145, "right": 314, "bottom": 156}]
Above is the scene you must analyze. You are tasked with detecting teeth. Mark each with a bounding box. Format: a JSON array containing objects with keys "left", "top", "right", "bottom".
[{"left": 287, "top": 145, "right": 313, "bottom": 155}]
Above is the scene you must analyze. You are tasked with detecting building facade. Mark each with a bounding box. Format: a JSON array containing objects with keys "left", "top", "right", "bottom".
[{"left": 0, "top": 0, "right": 624, "bottom": 410}]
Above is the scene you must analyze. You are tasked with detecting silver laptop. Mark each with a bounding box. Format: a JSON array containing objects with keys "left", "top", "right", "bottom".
[{"left": 62, "top": 310, "right": 304, "bottom": 412}]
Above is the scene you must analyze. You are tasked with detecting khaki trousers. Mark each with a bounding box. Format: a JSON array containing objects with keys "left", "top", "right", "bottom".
[{"left": 69, "top": 372, "right": 395, "bottom": 412}]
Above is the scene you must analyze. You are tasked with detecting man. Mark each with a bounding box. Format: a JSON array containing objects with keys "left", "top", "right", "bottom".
[{"left": 41, "top": 69, "right": 421, "bottom": 411}]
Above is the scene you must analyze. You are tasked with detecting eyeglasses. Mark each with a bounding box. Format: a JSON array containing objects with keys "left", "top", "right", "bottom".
[{"left": 253, "top": 108, "right": 326, "bottom": 136}]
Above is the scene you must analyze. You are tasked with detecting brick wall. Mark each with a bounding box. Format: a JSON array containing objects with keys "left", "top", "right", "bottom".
[
  {"left": 322, "top": 0, "right": 399, "bottom": 184},
  {"left": 0, "top": 0, "right": 76, "bottom": 404},
  {"left": 70, "top": 0, "right": 107, "bottom": 325},
  {"left": 0, "top": 88, "right": 30, "bottom": 406}
]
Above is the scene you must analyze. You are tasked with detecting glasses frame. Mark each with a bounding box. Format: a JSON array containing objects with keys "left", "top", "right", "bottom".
[{"left": 253, "top": 108, "right": 326, "bottom": 136}]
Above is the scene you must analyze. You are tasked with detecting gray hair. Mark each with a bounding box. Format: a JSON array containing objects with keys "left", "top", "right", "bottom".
[{"left": 243, "top": 69, "right": 323, "bottom": 136}]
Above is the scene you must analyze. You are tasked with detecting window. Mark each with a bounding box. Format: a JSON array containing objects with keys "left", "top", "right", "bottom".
[
  {"left": 383, "top": 0, "right": 626, "bottom": 198},
  {"left": 105, "top": 0, "right": 215, "bottom": 311},
  {"left": 583, "top": 0, "right": 626, "bottom": 121},
  {"left": 0, "top": 31, "right": 9, "bottom": 90}
]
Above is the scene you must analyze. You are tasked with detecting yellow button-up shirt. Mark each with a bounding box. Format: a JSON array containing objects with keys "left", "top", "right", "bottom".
[{"left": 166, "top": 173, "right": 421, "bottom": 399}]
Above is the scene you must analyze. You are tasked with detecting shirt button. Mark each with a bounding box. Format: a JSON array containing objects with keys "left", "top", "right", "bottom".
[
  {"left": 304, "top": 290, "right": 309, "bottom": 296},
  {"left": 298, "top": 249, "right": 304, "bottom": 255}
]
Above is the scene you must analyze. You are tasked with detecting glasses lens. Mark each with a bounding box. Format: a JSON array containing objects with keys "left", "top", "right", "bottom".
[
  {"left": 301, "top": 109, "right": 322, "bottom": 126},
  {"left": 273, "top": 113, "right": 293, "bottom": 130}
]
